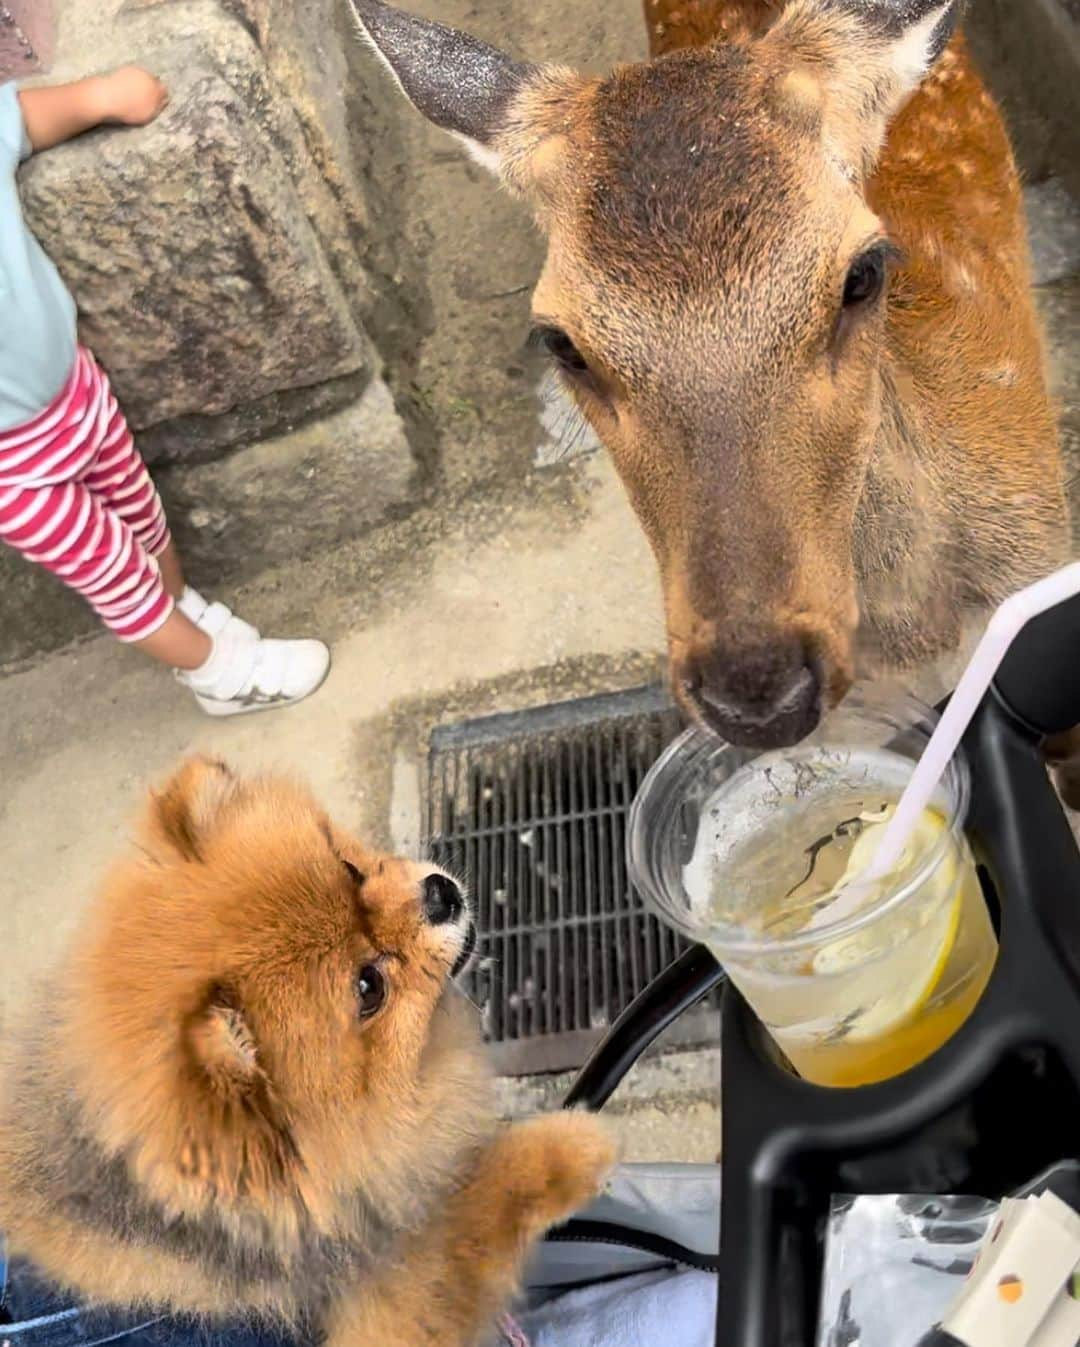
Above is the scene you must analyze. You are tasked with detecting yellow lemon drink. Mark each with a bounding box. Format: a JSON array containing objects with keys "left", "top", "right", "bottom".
[{"left": 684, "top": 742, "right": 997, "bottom": 1089}]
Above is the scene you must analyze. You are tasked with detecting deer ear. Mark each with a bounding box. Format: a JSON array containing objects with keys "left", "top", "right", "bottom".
[
  {"left": 771, "top": 0, "right": 966, "bottom": 174},
  {"left": 859, "top": 0, "right": 964, "bottom": 95},
  {"left": 144, "top": 755, "right": 239, "bottom": 864},
  {"left": 346, "top": 0, "right": 535, "bottom": 174}
]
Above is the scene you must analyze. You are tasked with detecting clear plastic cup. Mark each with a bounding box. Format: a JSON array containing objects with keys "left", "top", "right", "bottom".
[{"left": 628, "top": 688, "right": 997, "bottom": 1088}]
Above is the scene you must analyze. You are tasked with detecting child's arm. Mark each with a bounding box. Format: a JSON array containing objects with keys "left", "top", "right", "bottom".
[{"left": 17, "top": 66, "right": 167, "bottom": 153}]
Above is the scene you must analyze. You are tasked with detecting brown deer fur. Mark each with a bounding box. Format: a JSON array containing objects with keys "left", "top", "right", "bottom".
[
  {"left": 349, "top": 0, "right": 1069, "bottom": 752},
  {"left": 0, "top": 757, "right": 614, "bottom": 1344}
]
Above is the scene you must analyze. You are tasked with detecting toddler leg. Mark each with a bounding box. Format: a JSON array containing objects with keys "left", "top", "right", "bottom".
[
  {"left": 75, "top": 359, "right": 331, "bottom": 711},
  {"left": 1, "top": 348, "right": 330, "bottom": 711},
  {"left": 0, "top": 475, "right": 173, "bottom": 642},
  {"left": 76, "top": 374, "right": 171, "bottom": 567}
]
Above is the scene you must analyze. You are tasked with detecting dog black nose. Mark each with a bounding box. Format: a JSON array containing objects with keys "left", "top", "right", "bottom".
[{"left": 422, "top": 873, "right": 464, "bottom": 925}]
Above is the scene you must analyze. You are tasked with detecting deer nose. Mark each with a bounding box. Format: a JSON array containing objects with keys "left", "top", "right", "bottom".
[{"left": 681, "top": 639, "right": 823, "bottom": 749}]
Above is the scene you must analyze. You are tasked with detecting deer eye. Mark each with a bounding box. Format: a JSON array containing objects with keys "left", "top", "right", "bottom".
[
  {"left": 531, "top": 325, "right": 590, "bottom": 374},
  {"left": 842, "top": 245, "right": 892, "bottom": 309}
]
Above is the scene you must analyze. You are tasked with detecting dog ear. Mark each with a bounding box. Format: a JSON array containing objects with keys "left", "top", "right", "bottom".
[
  {"left": 187, "top": 986, "right": 261, "bottom": 1097},
  {"left": 145, "top": 756, "right": 239, "bottom": 863},
  {"left": 180, "top": 986, "right": 298, "bottom": 1199}
]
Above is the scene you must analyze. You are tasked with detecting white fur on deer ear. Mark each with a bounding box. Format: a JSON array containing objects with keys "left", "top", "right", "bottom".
[
  {"left": 884, "top": 0, "right": 963, "bottom": 86},
  {"left": 770, "top": 0, "right": 966, "bottom": 175},
  {"left": 345, "top": 0, "right": 535, "bottom": 175}
]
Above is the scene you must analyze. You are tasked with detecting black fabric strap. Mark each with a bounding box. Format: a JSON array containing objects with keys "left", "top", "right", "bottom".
[{"left": 544, "top": 1218, "right": 720, "bottom": 1274}]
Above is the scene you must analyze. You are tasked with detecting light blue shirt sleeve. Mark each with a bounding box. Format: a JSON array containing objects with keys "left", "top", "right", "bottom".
[
  {"left": 0, "top": 78, "right": 79, "bottom": 430},
  {"left": 0, "top": 82, "right": 32, "bottom": 166}
]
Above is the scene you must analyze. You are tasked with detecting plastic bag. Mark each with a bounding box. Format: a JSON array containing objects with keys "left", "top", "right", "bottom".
[
  {"left": 818, "top": 1167, "right": 1080, "bottom": 1347},
  {"left": 818, "top": 1193, "right": 998, "bottom": 1347}
]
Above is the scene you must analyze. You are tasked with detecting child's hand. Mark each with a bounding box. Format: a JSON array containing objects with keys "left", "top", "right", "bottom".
[
  {"left": 18, "top": 68, "right": 168, "bottom": 152},
  {"left": 96, "top": 67, "right": 169, "bottom": 127}
]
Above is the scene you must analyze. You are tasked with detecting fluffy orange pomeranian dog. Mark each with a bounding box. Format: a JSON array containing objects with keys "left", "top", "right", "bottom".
[{"left": 0, "top": 756, "right": 614, "bottom": 1345}]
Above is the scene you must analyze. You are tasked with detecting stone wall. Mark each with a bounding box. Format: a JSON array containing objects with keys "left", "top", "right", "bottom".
[
  {"left": 0, "top": 0, "right": 424, "bottom": 665},
  {"left": 0, "top": 1, "right": 53, "bottom": 78},
  {"left": 23, "top": 0, "right": 415, "bottom": 463}
]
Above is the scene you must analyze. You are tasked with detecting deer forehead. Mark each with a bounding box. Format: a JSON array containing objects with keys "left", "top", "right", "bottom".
[
  {"left": 522, "top": 53, "right": 875, "bottom": 348},
  {"left": 515, "top": 47, "right": 828, "bottom": 213}
]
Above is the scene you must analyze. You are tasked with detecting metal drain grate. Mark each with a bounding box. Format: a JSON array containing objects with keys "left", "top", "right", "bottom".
[{"left": 424, "top": 685, "right": 713, "bottom": 1075}]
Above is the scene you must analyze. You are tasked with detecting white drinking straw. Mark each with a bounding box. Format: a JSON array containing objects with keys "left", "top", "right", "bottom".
[{"left": 811, "top": 561, "right": 1080, "bottom": 930}]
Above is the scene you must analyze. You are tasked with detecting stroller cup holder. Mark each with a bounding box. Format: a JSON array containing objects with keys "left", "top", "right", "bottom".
[{"left": 564, "top": 591, "right": 1080, "bottom": 1347}]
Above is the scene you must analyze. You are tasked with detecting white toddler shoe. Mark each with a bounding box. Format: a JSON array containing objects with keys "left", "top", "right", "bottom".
[{"left": 174, "top": 587, "right": 330, "bottom": 717}]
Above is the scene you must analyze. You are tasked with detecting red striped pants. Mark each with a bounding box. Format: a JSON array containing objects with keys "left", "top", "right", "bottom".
[{"left": 0, "top": 348, "right": 173, "bottom": 642}]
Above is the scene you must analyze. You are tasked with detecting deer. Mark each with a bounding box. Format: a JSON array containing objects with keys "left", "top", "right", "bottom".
[{"left": 347, "top": 0, "right": 1074, "bottom": 782}]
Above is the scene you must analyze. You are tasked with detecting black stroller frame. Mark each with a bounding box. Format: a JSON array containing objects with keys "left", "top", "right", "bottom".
[{"left": 562, "top": 592, "right": 1080, "bottom": 1346}]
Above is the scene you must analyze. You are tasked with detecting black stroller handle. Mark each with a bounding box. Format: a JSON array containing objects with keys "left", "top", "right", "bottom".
[
  {"left": 564, "top": 586, "right": 1080, "bottom": 1347},
  {"left": 564, "top": 943, "right": 724, "bottom": 1112}
]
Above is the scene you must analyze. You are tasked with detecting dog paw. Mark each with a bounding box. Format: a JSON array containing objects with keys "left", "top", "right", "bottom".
[{"left": 498, "top": 1112, "right": 617, "bottom": 1234}]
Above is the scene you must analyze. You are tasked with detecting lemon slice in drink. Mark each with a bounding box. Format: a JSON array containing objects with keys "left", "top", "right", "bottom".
[{"left": 811, "top": 808, "right": 961, "bottom": 1041}]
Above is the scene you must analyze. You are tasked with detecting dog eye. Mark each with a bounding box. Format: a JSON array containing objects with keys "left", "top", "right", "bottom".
[
  {"left": 343, "top": 859, "right": 365, "bottom": 887},
  {"left": 355, "top": 964, "right": 386, "bottom": 1018}
]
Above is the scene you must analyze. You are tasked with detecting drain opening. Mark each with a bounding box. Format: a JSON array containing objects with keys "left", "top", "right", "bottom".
[{"left": 424, "top": 685, "right": 715, "bottom": 1075}]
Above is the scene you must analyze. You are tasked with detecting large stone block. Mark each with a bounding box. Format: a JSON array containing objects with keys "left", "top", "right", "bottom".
[
  {"left": 193, "top": 0, "right": 388, "bottom": 276},
  {"left": 136, "top": 369, "right": 370, "bottom": 467},
  {"left": 161, "top": 374, "right": 416, "bottom": 588},
  {"left": 18, "top": 19, "right": 369, "bottom": 448},
  {"left": 119, "top": 0, "right": 427, "bottom": 376}
]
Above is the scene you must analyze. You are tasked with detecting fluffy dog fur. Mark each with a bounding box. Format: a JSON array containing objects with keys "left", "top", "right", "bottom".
[{"left": 0, "top": 756, "right": 614, "bottom": 1345}]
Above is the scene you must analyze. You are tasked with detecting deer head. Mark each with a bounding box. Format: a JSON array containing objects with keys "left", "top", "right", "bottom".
[{"left": 348, "top": 0, "right": 965, "bottom": 747}]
